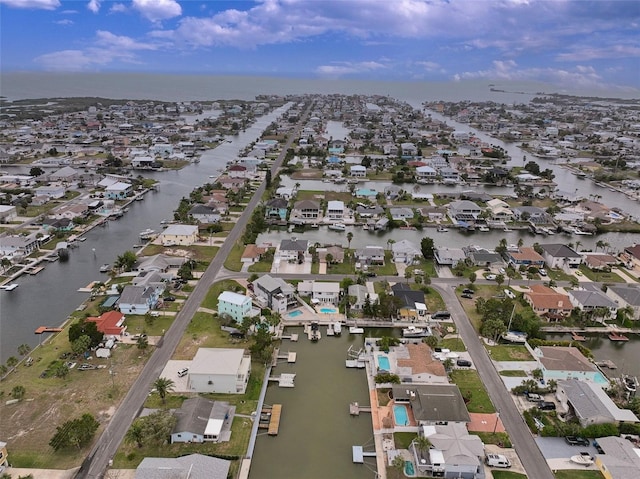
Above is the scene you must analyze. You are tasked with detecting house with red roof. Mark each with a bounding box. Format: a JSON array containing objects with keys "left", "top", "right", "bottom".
[
  {"left": 86, "top": 311, "right": 126, "bottom": 337},
  {"left": 524, "top": 284, "right": 572, "bottom": 322}
]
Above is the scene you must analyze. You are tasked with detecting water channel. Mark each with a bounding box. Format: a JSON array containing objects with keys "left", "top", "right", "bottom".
[{"left": 249, "top": 327, "right": 376, "bottom": 479}]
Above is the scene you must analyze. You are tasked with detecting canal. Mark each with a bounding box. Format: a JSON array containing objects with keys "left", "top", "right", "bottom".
[
  {"left": 249, "top": 327, "right": 376, "bottom": 479},
  {"left": 0, "top": 106, "right": 290, "bottom": 363}
]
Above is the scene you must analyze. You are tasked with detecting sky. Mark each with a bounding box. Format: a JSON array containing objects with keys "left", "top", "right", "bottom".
[{"left": 1, "top": 0, "right": 639, "bottom": 92}]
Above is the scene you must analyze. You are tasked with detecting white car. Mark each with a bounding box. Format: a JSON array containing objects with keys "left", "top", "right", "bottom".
[
  {"left": 499, "top": 268, "right": 506, "bottom": 274},
  {"left": 539, "top": 268, "right": 547, "bottom": 276},
  {"left": 486, "top": 274, "right": 497, "bottom": 280}
]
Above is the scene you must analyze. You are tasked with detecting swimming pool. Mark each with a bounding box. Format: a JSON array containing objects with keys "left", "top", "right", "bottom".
[
  {"left": 404, "top": 461, "right": 415, "bottom": 476},
  {"left": 320, "top": 307, "right": 337, "bottom": 314},
  {"left": 594, "top": 372, "right": 609, "bottom": 384},
  {"left": 287, "top": 310, "right": 302, "bottom": 318},
  {"left": 393, "top": 404, "right": 409, "bottom": 426},
  {"left": 377, "top": 355, "right": 391, "bottom": 371}
]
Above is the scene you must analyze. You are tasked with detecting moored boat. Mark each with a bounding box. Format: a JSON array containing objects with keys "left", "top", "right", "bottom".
[
  {"left": 437, "top": 225, "right": 449, "bottom": 232},
  {"left": 349, "top": 326, "right": 364, "bottom": 334},
  {"left": 570, "top": 454, "right": 594, "bottom": 466},
  {"left": 328, "top": 223, "right": 346, "bottom": 231},
  {"left": 622, "top": 375, "right": 638, "bottom": 393},
  {"left": 99, "top": 264, "right": 111, "bottom": 273},
  {"left": 333, "top": 322, "right": 342, "bottom": 336},
  {"left": 402, "top": 326, "right": 432, "bottom": 338},
  {"left": 0, "top": 283, "right": 19, "bottom": 291}
]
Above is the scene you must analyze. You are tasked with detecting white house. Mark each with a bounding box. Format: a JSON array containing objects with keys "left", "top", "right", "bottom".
[
  {"left": 159, "top": 224, "right": 199, "bottom": 246},
  {"left": 448, "top": 200, "right": 482, "bottom": 221},
  {"left": 416, "top": 165, "right": 437, "bottom": 180},
  {"left": 217, "top": 291, "right": 253, "bottom": 323},
  {"left": 350, "top": 165, "right": 367, "bottom": 177},
  {"left": 540, "top": 243, "right": 582, "bottom": 269},
  {"left": 104, "top": 181, "right": 132, "bottom": 200},
  {"left": 187, "top": 348, "right": 251, "bottom": 394},
  {"left": 326, "top": 200, "right": 345, "bottom": 221},
  {"left": 391, "top": 239, "right": 422, "bottom": 264}
]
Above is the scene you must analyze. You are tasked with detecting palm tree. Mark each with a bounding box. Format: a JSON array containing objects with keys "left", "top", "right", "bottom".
[
  {"left": 386, "top": 238, "right": 395, "bottom": 251},
  {"left": 574, "top": 241, "right": 582, "bottom": 252},
  {"left": 346, "top": 231, "right": 353, "bottom": 250},
  {"left": 153, "top": 377, "right": 175, "bottom": 405},
  {"left": 596, "top": 240, "right": 605, "bottom": 252},
  {"left": 413, "top": 435, "right": 432, "bottom": 455},
  {"left": 125, "top": 419, "right": 146, "bottom": 448},
  {"left": 17, "top": 344, "right": 31, "bottom": 357}
]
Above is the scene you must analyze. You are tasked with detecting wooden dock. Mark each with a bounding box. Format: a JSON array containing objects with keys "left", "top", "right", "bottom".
[
  {"left": 571, "top": 331, "right": 586, "bottom": 341},
  {"left": 35, "top": 326, "right": 63, "bottom": 334},
  {"left": 596, "top": 360, "right": 617, "bottom": 369},
  {"left": 281, "top": 333, "right": 299, "bottom": 342},
  {"left": 349, "top": 402, "right": 372, "bottom": 416},
  {"left": 268, "top": 404, "right": 282, "bottom": 436}
]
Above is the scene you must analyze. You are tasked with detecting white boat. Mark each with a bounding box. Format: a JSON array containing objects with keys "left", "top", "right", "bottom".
[
  {"left": 99, "top": 264, "right": 111, "bottom": 272},
  {"left": 478, "top": 226, "right": 490, "bottom": 232},
  {"left": 139, "top": 228, "right": 156, "bottom": 239},
  {"left": 334, "top": 322, "right": 342, "bottom": 336},
  {"left": 0, "top": 283, "right": 19, "bottom": 291},
  {"left": 623, "top": 375, "right": 638, "bottom": 393},
  {"left": 570, "top": 454, "right": 594, "bottom": 466},
  {"left": 349, "top": 326, "right": 364, "bottom": 334},
  {"left": 402, "top": 326, "right": 432, "bottom": 338},
  {"left": 502, "top": 331, "right": 528, "bottom": 343},
  {"left": 503, "top": 227, "right": 513, "bottom": 232},
  {"left": 328, "top": 223, "right": 346, "bottom": 231},
  {"left": 437, "top": 226, "right": 449, "bottom": 232}
]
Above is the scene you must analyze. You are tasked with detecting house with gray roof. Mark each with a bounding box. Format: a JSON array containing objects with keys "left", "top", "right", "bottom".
[
  {"left": 391, "top": 239, "right": 422, "bottom": 264},
  {"left": 291, "top": 199, "right": 320, "bottom": 221},
  {"left": 188, "top": 204, "right": 221, "bottom": 224},
  {"left": 593, "top": 436, "right": 640, "bottom": 479},
  {"left": 355, "top": 246, "right": 385, "bottom": 266},
  {"left": 512, "top": 206, "right": 550, "bottom": 224},
  {"left": 540, "top": 243, "right": 583, "bottom": 269},
  {"left": 278, "top": 238, "right": 309, "bottom": 262},
  {"left": 135, "top": 253, "right": 185, "bottom": 274},
  {"left": 118, "top": 285, "right": 159, "bottom": 315},
  {"left": 568, "top": 284, "right": 618, "bottom": 318},
  {"left": 188, "top": 348, "right": 251, "bottom": 394},
  {"left": 392, "top": 384, "right": 470, "bottom": 425},
  {"left": 252, "top": 274, "right": 296, "bottom": 314},
  {"left": 434, "top": 247, "right": 466, "bottom": 267},
  {"left": 265, "top": 198, "right": 288, "bottom": 221},
  {"left": 170, "top": 397, "right": 233, "bottom": 444},
  {"left": 135, "top": 454, "right": 230, "bottom": 479},
  {"left": 533, "top": 346, "right": 600, "bottom": 383},
  {"left": 606, "top": 285, "right": 640, "bottom": 320},
  {"left": 348, "top": 284, "right": 378, "bottom": 311},
  {"left": 448, "top": 200, "right": 482, "bottom": 223},
  {"left": 556, "top": 379, "right": 639, "bottom": 427}
]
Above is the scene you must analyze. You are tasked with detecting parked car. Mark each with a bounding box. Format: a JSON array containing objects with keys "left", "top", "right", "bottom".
[
  {"left": 456, "top": 359, "right": 472, "bottom": 367},
  {"left": 485, "top": 454, "right": 511, "bottom": 468},
  {"left": 565, "top": 436, "right": 590, "bottom": 446},
  {"left": 163, "top": 295, "right": 176, "bottom": 302},
  {"left": 539, "top": 268, "right": 547, "bottom": 276},
  {"left": 526, "top": 393, "right": 542, "bottom": 402},
  {"left": 504, "top": 289, "right": 516, "bottom": 299},
  {"left": 461, "top": 293, "right": 473, "bottom": 299},
  {"left": 539, "top": 401, "right": 556, "bottom": 411},
  {"left": 486, "top": 274, "right": 497, "bottom": 280},
  {"left": 462, "top": 289, "right": 475, "bottom": 294},
  {"left": 431, "top": 311, "right": 451, "bottom": 319},
  {"left": 177, "top": 368, "right": 189, "bottom": 378}
]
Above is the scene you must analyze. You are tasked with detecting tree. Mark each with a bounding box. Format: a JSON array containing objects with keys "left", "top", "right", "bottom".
[
  {"left": 468, "top": 272, "right": 476, "bottom": 285},
  {"left": 29, "top": 166, "right": 45, "bottom": 177},
  {"left": 495, "top": 274, "right": 505, "bottom": 287},
  {"left": 125, "top": 419, "right": 146, "bottom": 448},
  {"left": 137, "top": 335, "right": 149, "bottom": 350},
  {"left": 481, "top": 317, "right": 507, "bottom": 342},
  {"left": 346, "top": 231, "right": 353, "bottom": 249},
  {"left": 72, "top": 335, "right": 91, "bottom": 355},
  {"left": 265, "top": 169, "right": 272, "bottom": 188},
  {"left": 420, "top": 236, "right": 435, "bottom": 259},
  {"left": 414, "top": 434, "right": 432, "bottom": 454},
  {"left": 12, "top": 385, "right": 26, "bottom": 400},
  {"left": 69, "top": 319, "right": 103, "bottom": 347},
  {"left": 53, "top": 363, "right": 70, "bottom": 378},
  {"left": 115, "top": 250, "right": 137, "bottom": 272},
  {"left": 18, "top": 343, "right": 31, "bottom": 357},
  {"left": 153, "top": 377, "right": 175, "bottom": 405},
  {"left": 49, "top": 413, "right": 99, "bottom": 451},
  {"left": 6, "top": 356, "right": 18, "bottom": 368},
  {"left": 423, "top": 335, "right": 439, "bottom": 349}
]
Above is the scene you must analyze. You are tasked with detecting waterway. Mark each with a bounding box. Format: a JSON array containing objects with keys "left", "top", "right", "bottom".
[
  {"left": 249, "top": 327, "right": 376, "bottom": 479},
  {"left": 0, "top": 106, "right": 291, "bottom": 363}
]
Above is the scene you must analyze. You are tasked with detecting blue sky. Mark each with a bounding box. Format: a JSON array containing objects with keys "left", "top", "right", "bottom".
[{"left": 1, "top": 0, "right": 639, "bottom": 91}]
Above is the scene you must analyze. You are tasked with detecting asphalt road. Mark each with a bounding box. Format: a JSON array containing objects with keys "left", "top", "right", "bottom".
[
  {"left": 433, "top": 284, "right": 555, "bottom": 479},
  {"left": 76, "top": 100, "right": 311, "bottom": 479}
]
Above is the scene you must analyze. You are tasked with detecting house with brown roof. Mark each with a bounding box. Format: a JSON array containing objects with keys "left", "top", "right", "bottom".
[
  {"left": 506, "top": 247, "right": 545, "bottom": 267},
  {"left": 86, "top": 310, "right": 126, "bottom": 337},
  {"left": 582, "top": 253, "right": 618, "bottom": 270},
  {"left": 532, "top": 346, "right": 600, "bottom": 382},
  {"left": 524, "top": 284, "right": 572, "bottom": 321},
  {"left": 241, "top": 244, "right": 267, "bottom": 265}
]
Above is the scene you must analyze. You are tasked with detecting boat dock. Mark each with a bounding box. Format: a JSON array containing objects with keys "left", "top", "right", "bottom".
[
  {"left": 280, "top": 333, "right": 299, "bottom": 342},
  {"left": 305, "top": 322, "right": 321, "bottom": 341},
  {"left": 268, "top": 373, "right": 296, "bottom": 388},
  {"left": 261, "top": 404, "right": 282, "bottom": 436},
  {"left": 352, "top": 445, "right": 377, "bottom": 463},
  {"left": 345, "top": 359, "right": 367, "bottom": 368},
  {"left": 349, "top": 402, "right": 372, "bottom": 416},
  {"left": 571, "top": 331, "right": 586, "bottom": 341},
  {"left": 326, "top": 324, "right": 335, "bottom": 336},
  {"left": 35, "top": 326, "right": 63, "bottom": 334},
  {"left": 596, "top": 360, "right": 618, "bottom": 369},
  {"left": 271, "top": 349, "right": 297, "bottom": 366}
]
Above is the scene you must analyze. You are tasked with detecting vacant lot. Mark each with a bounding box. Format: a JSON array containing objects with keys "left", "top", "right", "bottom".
[{"left": 449, "top": 369, "right": 496, "bottom": 414}]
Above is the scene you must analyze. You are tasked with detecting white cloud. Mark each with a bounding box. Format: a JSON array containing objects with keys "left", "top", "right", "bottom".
[
  {"left": 87, "top": 0, "right": 99, "bottom": 13},
  {"left": 132, "top": 0, "right": 182, "bottom": 22},
  {"left": 95, "top": 30, "right": 157, "bottom": 50},
  {"left": 415, "top": 61, "right": 442, "bottom": 73},
  {"left": 0, "top": 0, "right": 59, "bottom": 9},
  {"left": 556, "top": 45, "right": 640, "bottom": 62},
  {"left": 316, "top": 61, "right": 386, "bottom": 77},
  {"left": 54, "top": 18, "right": 73, "bottom": 25},
  {"left": 109, "top": 3, "right": 127, "bottom": 14}
]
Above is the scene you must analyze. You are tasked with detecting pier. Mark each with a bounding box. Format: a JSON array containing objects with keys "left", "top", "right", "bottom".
[
  {"left": 596, "top": 360, "right": 617, "bottom": 369},
  {"left": 280, "top": 333, "right": 299, "bottom": 342},
  {"left": 271, "top": 348, "right": 297, "bottom": 366},
  {"left": 349, "top": 402, "right": 372, "bottom": 416},
  {"left": 35, "top": 326, "right": 63, "bottom": 334},
  {"left": 352, "top": 445, "right": 377, "bottom": 463},
  {"left": 268, "top": 404, "right": 282, "bottom": 436},
  {"left": 268, "top": 373, "right": 296, "bottom": 388}
]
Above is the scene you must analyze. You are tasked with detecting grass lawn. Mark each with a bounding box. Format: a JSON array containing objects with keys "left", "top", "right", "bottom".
[
  {"left": 475, "top": 431, "right": 512, "bottom": 448},
  {"left": 578, "top": 265, "right": 625, "bottom": 283},
  {"left": 247, "top": 259, "right": 274, "bottom": 273},
  {"left": 487, "top": 345, "right": 533, "bottom": 361},
  {"left": 125, "top": 313, "right": 175, "bottom": 337},
  {"left": 201, "top": 280, "right": 246, "bottom": 310},
  {"left": 499, "top": 370, "right": 528, "bottom": 377},
  {"left": 492, "top": 472, "right": 528, "bottom": 479},
  {"left": 422, "top": 286, "right": 446, "bottom": 312},
  {"left": 449, "top": 369, "right": 496, "bottom": 413},
  {"left": 223, "top": 241, "right": 244, "bottom": 272},
  {"left": 440, "top": 337, "right": 467, "bottom": 352},
  {"left": 554, "top": 471, "right": 604, "bottom": 479},
  {"left": 394, "top": 432, "right": 417, "bottom": 449}
]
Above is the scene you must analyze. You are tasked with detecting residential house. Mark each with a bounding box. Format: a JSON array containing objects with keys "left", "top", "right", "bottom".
[
  {"left": 275, "top": 186, "right": 296, "bottom": 200},
  {"left": 506, "top": 247, "right": 545, "bottom": 267},
  {"left": 533, "top": 346, "right": 601, "bottom": 383},
  {"left": 188, "top": 204, "right": 221, "bottom": 224},
  {"left": 118, "top": 285, "right": 159, "bottom": 315},
  {"left": 0, "top": 233, "right": 41, "bottom": 258},
  {"left": 50, "top": 166, "right": 80, "bottom": 183},
  {"left": 350, "top": 165, "right": 367, "bottom": 177},
  {"left": 0, "top": 205, "right": 17, "bottom": 223},
  {"left": 448, "top": 200, "right": 482, "bottom": 223},
  {"left": 582, "top": 253, "right": 618, "bottom": 270},
  {"left": 34, "top": 184, "right": 66, "bottom": 199},
  {"left": 291, "top": 200, "right": 321, "bottom": 221},
  {"left": 170, "top": 397, "right": 232, "bottom": 444},
  {"left": 278, "top": 238, "right": 308, "bottom": 263},
  {"left": 439, "top": 167, "right": 459, "bottom": 183},
  {"left": 416, "top": 165, "right": 437, "bottom": 181},
  {"left": 465, "top": 247, "right": 504, "bottom": 268},
  {"left": 486, "top": 198, "right": 514, "bottom": 222},
  {"left": 391, "top": 283, "right": 428, "bottom": 322},
  {"left": 159, "top": 224, "right": 199, "bottom": 246},
  {"left": 392, "top": 384, "right": 470, "bottom": 425},
  {"left": 217, "top": 291, "right": 253, "bottom": 323},
  {"left": 540, "top": 244, "right": 582, "bottom": 269},
  {"left": 317, "top": 245, "right": 344, "bottom": 264},
  {"left": 104, "top": 181, "right": 133, "bottom": 200},
  {"left": 135, "top": 454, "right": 230, "bottom": 479},
  {"left": 400, "top": 142, "right": 418, "bottom": 157},
  {"left": 356, "top": 205, "right": 384, "bottom": 218},
  {"left": 51, "top": 203, "right": 88, "bottom": 221},
  {"left": 298, "top": 281, "right": 340, "bottom": 305},
  {"left": 524, "top": 284, "right": 573, "bottom": 321},
  {"left": 241, "top": 244, "right": 267, "bottom": 265},
  {"left": 265, "top": 198, "right": 288, "bottom": 222},
  {"left": 623, "top": 244, "right": 640, "bottom": 268},
  {"left": 512, "top": 206, "right": 550, "bottom": 224},
  {"left": 391, "top": 239, "right": 422, "bottom": 264},
  {"left": 43, "top": 217, "right": 75, "bottom": 232},
  {"left": 326, "top": 200, "right": 345, "bottom": 221},
  {"left": 568, "top": 284, "right": 618, "bottom": 319},
  {"left": 252, "top": 274, "right": 296, "bottom": 314},
  {"left": 86, "top": 311, "right": 126, "bottom": 338},
  {"left": 434, "top": 247, "right": 466, "bottom": 267},
  {"left": 413, "top": 423, "right": 485, "bottom": 479},
  {"left": 187, "top": 348, "right": 251, "bottom": 394},
  {"left": 227, "top": 164, "right": 247, "bottom": 178},
  {"left": 593, "top": 436, "right": 640, "bottom": 479},
  {"left": 606, "top": 285, "right": 640, "bottom": 320},
  {"left": 136, "top": 254, "right": 185, "bottom": 275},
  {"left": 348, "top": 284, "right": 378, "bottom": 311},
  {"left": 355, "top": 246, "right": 385, "bottom": 266},
  {"left": 389, "top": 207, "right": 414, "bottom": 222},
  {"left": 556, "top": 379, "right": 639, "bottom": 427}
]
